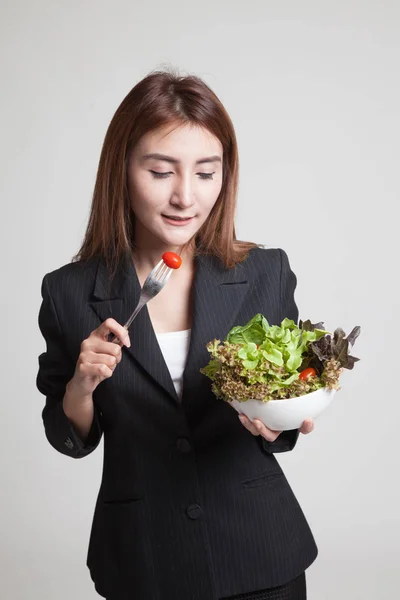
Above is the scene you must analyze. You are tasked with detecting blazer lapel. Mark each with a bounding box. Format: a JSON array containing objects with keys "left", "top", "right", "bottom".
[
  {"left": 182, "top": 254, "right": 249, "bottom": 396},
  {"left": 89, "top": 254, "right": 179, "bottom": 403}
]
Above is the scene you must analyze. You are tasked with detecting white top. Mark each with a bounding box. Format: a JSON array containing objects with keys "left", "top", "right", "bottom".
[{"left": 155, "top": 329, "right": 192, "bottom": 400}]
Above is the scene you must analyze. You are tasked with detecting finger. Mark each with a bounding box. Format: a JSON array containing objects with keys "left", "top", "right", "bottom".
[
  {"left": 85, "top": 352, "right": 119, "bottom": 370},
  {"left": 96, "top": 318, "right": 131, "bottom": 347},
  {"left": 78, "top": 361, "right": 113, "bottom": 380},
  {"left": 90, "top": 363, "right": 114, "bottom": 379},
  {"left": 238, "top": 414, "right": 260, "bottom": 436},
  {"left": 253, "top": 419, "right": 281, "bottom": 442},
  {"left": 85, "top": 341, "right": 123, "bottom": 362},
  {"left": 300, "top": 418, "right": 314, "bottom": 434}
]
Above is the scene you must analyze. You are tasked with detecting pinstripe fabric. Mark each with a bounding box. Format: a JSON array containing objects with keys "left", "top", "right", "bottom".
[
  {"left": 221, "top": 572, "right": 306, "bottom": 599},
  {"left": 36, "top": 247, "right": 317, "bottom": 600},
  {"left": 107, "top": 572, "right": 306, "bottom": 600}
]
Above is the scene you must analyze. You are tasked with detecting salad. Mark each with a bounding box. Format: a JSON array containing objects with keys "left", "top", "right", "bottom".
[{"left": 200, "top": 314, "right": 361, "bottom": 403}]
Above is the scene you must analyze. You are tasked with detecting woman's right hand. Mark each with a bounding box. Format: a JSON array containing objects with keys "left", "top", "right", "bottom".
[{"left": 68, "top": 318, "right": 131, "bottom": 397}]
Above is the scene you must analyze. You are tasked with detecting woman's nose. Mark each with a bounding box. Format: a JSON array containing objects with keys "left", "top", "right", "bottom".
[{"left": 171, "top": 175, "right": 195, "bottom": 208}]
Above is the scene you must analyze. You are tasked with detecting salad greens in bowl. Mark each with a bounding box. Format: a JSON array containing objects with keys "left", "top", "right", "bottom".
[{"left": 200, "top": 314, "right": 361, "bottom": 431}]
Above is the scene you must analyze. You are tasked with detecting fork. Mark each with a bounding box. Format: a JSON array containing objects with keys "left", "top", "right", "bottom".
[{"left": 109, "top": 258, "right": 174, "bottom": 344}]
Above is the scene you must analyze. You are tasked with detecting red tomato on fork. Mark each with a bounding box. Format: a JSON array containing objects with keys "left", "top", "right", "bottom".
[{"left": 162, "top": 252, "right": 182, "bottom": 269}]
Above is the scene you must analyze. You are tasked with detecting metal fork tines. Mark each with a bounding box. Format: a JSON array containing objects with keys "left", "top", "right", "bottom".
[{"left": 110, "top": 258, "right": 173, "bottom": 344}]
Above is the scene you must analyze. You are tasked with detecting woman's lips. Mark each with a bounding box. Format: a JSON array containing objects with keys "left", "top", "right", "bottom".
[{"left": 162, "top": 215, "right": 194, "bottom": 226}]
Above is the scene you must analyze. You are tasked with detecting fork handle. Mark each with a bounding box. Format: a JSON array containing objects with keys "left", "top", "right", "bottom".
[
  {"left": 109, "top": 299, "right": 146, "bottom": 345},
  {"left": 124, "top": 298, "right": 146, "bottom": 330}
]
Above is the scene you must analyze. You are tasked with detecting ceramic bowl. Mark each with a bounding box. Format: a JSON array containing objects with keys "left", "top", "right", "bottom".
[{"left": 230, "top": 387, "right": 337, "bottom": 431}]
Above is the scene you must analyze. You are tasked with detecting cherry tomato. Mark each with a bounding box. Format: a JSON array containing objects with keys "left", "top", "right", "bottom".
[
  {"left": 299, "top": 367, "right": 317, "bottom": 381},
  {"left": 162, "top": 252, "right": 182, "bottom": 269}
]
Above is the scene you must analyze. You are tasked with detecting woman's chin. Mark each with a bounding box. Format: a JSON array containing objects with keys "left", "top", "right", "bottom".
[{"left": 157, "top": 229, "right": 196, "bottom": 248}]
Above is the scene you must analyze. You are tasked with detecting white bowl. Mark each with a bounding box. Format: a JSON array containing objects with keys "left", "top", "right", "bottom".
[{"left": 230, "top": 387, "right": 337, "bottom": 431}]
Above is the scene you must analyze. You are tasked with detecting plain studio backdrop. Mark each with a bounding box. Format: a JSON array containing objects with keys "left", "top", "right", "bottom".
[{"left": 1, "top": 1, "right": 398, "bottom": 599}]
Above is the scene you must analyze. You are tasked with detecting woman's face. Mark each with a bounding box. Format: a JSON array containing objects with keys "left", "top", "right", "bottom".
[{"left": 127, "top": 123, "right": 223, "bottom": 250}]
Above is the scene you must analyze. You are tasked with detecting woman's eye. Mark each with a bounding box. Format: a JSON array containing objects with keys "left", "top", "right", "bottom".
[
  {"left": 149, "top": 170, "right": 215, "bottom": 180},
  {"left": 150, "top": 170, "right": 172, "bottom": 179}
]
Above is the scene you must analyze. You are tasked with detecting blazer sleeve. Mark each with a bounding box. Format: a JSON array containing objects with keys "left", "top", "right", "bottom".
[
  {"left": 260, "top": 248, "right": 301, "bottom": 454},
  {"left": 36, "top": 274, "right": 103, "bottom": 459}
]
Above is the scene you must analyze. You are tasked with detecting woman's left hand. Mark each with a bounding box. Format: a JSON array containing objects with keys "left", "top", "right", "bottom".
[{"left": 238, "top": 414, "right": 314, "bottom": 441}]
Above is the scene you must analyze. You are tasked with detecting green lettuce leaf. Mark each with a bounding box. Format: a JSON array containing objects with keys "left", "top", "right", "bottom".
[
  {"left": 260, "top": 339, "right": 284, "bottom": 366},
  {"left": 226, "top": 313, "right": 269, "bottom": 345}
]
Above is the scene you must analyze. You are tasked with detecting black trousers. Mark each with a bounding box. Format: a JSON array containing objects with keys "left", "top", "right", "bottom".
[
  {"left": 106, "top": 572, "right": 306, "bottom": 600},
  {"left": 220, "top": 572, "right": 306, "bottom": 600}
]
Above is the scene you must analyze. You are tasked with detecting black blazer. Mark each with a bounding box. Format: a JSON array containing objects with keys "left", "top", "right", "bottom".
[{"left": 36, "top": 247, "right": 318, "bottom": 600}]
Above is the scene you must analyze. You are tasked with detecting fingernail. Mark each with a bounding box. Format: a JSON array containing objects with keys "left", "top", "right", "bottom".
[
  {"left": 125, "top": 336, "right": 131, "bottom": 348},
  {"left": 255, "top": 421, "right": 262, "bottom": 431},
  {"left": 238, "top": 414, "right": 245, "bottom": 423}
]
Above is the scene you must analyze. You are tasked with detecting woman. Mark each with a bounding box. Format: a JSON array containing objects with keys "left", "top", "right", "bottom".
[{"left": 37, "top": 70, "right": 317, "bottom": 600}]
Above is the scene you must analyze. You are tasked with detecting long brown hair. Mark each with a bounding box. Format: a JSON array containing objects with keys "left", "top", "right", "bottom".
[{"left": 73, "top": 69, "right": 259, "bottom": 275}]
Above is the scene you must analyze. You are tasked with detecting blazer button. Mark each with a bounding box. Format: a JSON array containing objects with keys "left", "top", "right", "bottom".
[
  {"left": 177, "top": 438, "right": 191, "bottom": 453},
  {"left": 64, "top": 437, "right": 74, "bottom": 449},
  {"left": 186, "top": 504, "right": 202, "bottom": 520}
]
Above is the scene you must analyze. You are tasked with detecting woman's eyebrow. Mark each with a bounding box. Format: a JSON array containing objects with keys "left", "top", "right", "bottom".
[{"left": 142, "top": 153, "right": 222, "bottom": 165}]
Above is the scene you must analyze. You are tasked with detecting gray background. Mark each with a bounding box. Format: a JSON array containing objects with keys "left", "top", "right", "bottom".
[{"left": 1, "top": 1, "right": 399, "bottom": 598}]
